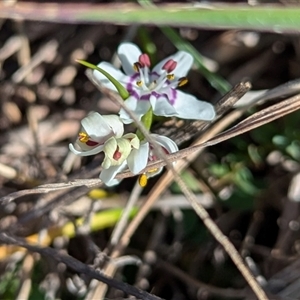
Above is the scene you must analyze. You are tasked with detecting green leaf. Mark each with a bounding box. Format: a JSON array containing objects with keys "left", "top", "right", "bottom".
[
  {"left": 76, "top": 59, "right": 130, "bottom": 100},
  {"left": 4, "top": 3, "right": 300, "bottom": 32}
]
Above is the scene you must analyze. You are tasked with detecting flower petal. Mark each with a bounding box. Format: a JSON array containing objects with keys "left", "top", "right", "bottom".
[
  {"left": 100, "top": 162, "right": 127, "bottom": 186},
  {"left": 151, "top": 134, "right": 178, "bottom": 154},
  {"left": 119, "top": 96, "right": 151, "bottom": 124},
  {"left": 144, "top": 135, "right": 178, "bottom": 179},
  {"left": 147, "top": 167, "right": 163, "bottom": 178},
  {"left": 153, "top": 91, "right": 215, "bottom": 121},
  {"left": 69, "top": 143, "right": 104, "bottom": 156},
  {"left": 123, "top": 133, "right": 140, "bottom": 149},
  {"left": 102, "top": 137, "right": 118, "bottom": 169},
  {"left": 150, "top": 93, "right": 177, "bottom": 117},
  {"left": 118, "top": 96, "right": 137, "bottom": 124},
  {"left": 75, "top": 138, "right": 99, "bottom": 151},
  {"left": 81, "top": 112, "right": 113, "bottom": 141},
  {"left": 92, "top": 62, "right": 131, "bottom": 92},
  {"left": 102, "top": 115, "right": 124, "bottom": 138},
  {"left": 105, "top": 178, "right": 122, "bottom": 187},
  {"left": 127, "top": 142, "right": 149, "bottom": 174},
  {"left": 115, "top": 138, "right": 132, "bottom": 164},
  {"left": 118, "top": 43, "right": 142, "bottom": 76},
  {"left": 153, "top": 51, "right": 193, "bottom": 78},
  {"left": 172, "top": 91, "right": 216, "bottom": 120}
]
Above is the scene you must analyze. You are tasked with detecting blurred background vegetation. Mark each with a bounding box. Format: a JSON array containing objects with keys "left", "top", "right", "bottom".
[{"left": 1, "top": 1, "right": 300, "bottom": 299}]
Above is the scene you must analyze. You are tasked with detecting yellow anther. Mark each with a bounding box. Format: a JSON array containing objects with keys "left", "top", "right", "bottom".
[
  {"left": 138, "top": 174, "right": 148, "bottom": 187},
  {"left": 147, "top": 168, "right": 159, "bottom": 174},
  {"left": 178, "top": 77, "right": 188, "bottom": 87},
  {"left": 136, "top": 80, "right": 143, "bottom": 87},
  {"left": 78, "top": 132, "right": 89, "bottom": 143},
  {"left": 167, "top": 74, "right": 175, "bottom": 80},
  {"left": 133, "top": 62, "right": 140, "bottom": 72}
]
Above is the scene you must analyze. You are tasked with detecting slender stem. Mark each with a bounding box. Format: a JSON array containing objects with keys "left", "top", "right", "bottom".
[
  {"left": 136, "top": 107, "right": 153, "bottom": 140},
  {"left": 109, "top": 181, "right": 142, "bottom": 246},
  {"left": 2, "top": 3, "right": 300, "bottom": 33}
]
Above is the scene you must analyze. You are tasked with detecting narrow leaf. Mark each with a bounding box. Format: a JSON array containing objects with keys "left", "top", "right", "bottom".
[{"left": 76, "top": 59, "right": 130, "bottom": 100}]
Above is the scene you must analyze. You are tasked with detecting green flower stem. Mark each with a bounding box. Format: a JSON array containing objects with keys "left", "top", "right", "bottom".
[
  {"left": 136, "top": 107, "right": 153, "bottom": 141},
  {"left": 76, "top": 59, "right": 130, "bottom": 100}
]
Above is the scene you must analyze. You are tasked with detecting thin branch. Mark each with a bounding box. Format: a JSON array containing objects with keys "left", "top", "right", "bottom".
[
  {"left": 109, "top": 81, "right": 252, "bottom": 262},
  {"left": 109, "top": 181, "right": 143, "bottom": 246},
  {"left": 0, "top": 232, "right": 163, "bottom": 300},
  {"left": 159, "top": 260, "right": 251, "bottom": 299},
  {"left": 3, "top": 91, "right": 300, "bottom": 204}
]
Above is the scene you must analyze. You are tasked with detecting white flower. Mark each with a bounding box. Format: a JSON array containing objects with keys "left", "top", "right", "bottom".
[
  {"left": 101, "top": 133, "right": 140, "bottom": 169},
  {"left": 92, "top": 42, "right": 216, "bottom": 124},
  {"left": 69, "top": 112, "right": 124, "bottom": 156},
  {"left": 69, "top": 112, "right": 147, "bottom": 186},
  {"left": 142, "top": 134, "right": 179, "bottom": 179},
  {"left": 68, "top": 111, "right": 143, "bottom": 186},
  {"left": 101, "top": 134, "right": 178, "bottom": 186},
  {"left": 100, "top": 141, "right": 149, "bottom": 186},
  {"left": 69, "top": 112, "right": 179, "bottom": 187}
]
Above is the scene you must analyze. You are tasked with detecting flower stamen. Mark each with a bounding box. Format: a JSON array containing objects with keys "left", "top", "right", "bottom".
[
  {"left": 139, "top": 53, "right": 151, "bottom": 68},
  {"left": 138, "top": 173, "right": 148, "bottom": 187},
  {"left": 133, "top": 62, "right": 141, "bottom": 72},
  {"left": 162, "top": 59, "right": 177, "bottom": 73},
  {"left": 79, "top": 132, "right": 89, "bottom": 143},
  {"left": 147, "top": 168, "right": 159, "bottom": 174},
  {"left": 138, "top": 167, "right": 160, "bottom": 187},
  {"left": 78, "top": 132, "right": 99, "bottom": 146},
  {"left": 167, "top": 74, "right": 175, "bottom": 80},
  {"left": 113, "top": 148, "right": 122, "bottom": 160},
  {"left": 178, "top": 77, "right": 188, "bottom": 87}
]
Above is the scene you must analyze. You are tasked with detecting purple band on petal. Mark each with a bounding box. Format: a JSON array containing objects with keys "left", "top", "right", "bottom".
[
  {"left": 140, "top": 94, "right": 151, "bottom": 101},
  {"left": 151, "top": 91, "right": 160, "bottom": 98},
  {"left": 140, "top": 91, "right": 161, "bottom": 101},
  {"left": 168, "top": 88, "right": 177, "bottom": 105},
  {"left": 151, "top": 71, "right": 159, "bottom": 77},
  {"left": 126, "top": 73, "right": 141, "bottom": 100},
  {"left": 126, "top": 73, "right": 139, "bottom": 93},
  {"left": 130, "top": 90, "right": 140, "bottom": 100}
]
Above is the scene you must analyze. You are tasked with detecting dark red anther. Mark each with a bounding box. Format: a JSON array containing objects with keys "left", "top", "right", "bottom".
[
  {"left": 113, "top": 149, "right": 122, "bottom": 160},
  {"left": 162, "top": 147, "right": 169, "bottom": 154},
  {"left": 86, "top": 140, "right": 99, "bottom": 146},
  {"left": 162, "top": 59, "right": 177, "bottom": 73},
  {"left": 139, "top": 54, "right": 151, "bottom": 68}
]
